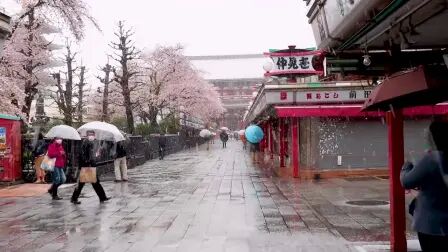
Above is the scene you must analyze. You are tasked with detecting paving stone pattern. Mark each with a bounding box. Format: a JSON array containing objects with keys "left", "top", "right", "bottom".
[{"left": 0, "top": 141, "right": 416, "bottom": 252}]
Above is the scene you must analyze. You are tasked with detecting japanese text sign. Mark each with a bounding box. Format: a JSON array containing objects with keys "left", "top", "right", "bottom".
[
  {"left": 297, "top": 90, "right": 373, "bottom": 103},
  {"left": 264, "top": 50, "right": 324, "bottom": 76}
]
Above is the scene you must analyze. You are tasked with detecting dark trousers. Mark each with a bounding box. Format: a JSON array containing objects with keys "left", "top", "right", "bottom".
[
  {"left": 222, "top": 142, "right": 227, "bottom": 148},
  {"left": 418, "top": 232, "right": 448, "bottom": 251},
  {"left": 71, "top": 176, "right": 107, "bottom": 201}
]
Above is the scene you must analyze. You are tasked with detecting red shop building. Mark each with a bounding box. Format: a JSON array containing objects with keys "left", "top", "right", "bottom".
[{"left": 244, "top": 80, "right": 448, "bottom": 179}]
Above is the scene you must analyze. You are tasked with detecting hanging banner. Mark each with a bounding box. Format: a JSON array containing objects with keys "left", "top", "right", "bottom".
[{"left": 264, "top": 50, "right": 325, "bottom": 77}]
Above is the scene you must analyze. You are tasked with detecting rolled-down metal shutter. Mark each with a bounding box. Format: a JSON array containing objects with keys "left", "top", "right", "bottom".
[{"left": 317, "top": 118, "right": 431, "bottom": 170}]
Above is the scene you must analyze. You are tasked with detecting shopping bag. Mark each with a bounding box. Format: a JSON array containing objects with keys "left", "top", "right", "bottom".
[
  {"left": 79, "top": 167, "right": 97, "bottom": 183},
  {"left": 40, "top": 154, "right": 56, "bottom": 172}
]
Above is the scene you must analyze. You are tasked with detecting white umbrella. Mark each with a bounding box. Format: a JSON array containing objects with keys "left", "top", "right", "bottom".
[
  {"left": 199, "top": 129, "right": 212, "bottom": 138},
  {"left": 45, "top": 125, "right": 81, "bottom": 140},
  {"left": 238, "top": 130, "right": 245, "bottom": 136},
  {"left": 78, "top": 121, "right": 125, "bottom": 142},
  {"left": 220, "top": 127, "right": 229, "bottom": 131}
]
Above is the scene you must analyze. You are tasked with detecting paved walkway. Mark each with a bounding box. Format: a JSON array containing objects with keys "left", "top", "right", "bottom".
[{"left": 0, "top": 141, "right": 417, "bottom": 251}]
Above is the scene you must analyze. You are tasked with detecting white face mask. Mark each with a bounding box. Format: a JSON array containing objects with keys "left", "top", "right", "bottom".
[
  {"left": 88, "top": 136, "right": 95, "bottom": 141},
  {"left": 55, "top": 139, "right": 62, "bottom": 144}
]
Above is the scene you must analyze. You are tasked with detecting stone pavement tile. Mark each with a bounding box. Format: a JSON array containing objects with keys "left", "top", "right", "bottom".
[
  {"left": 125, "top": 232, "right": 165, "bottom": 252},
  {"left": 34, "top": 242, "right": 66, "bottom": 252},
  {"left": 175, "top": 238, "right": 202, "bottom": 252},
  {"left": 224, "top": 238, "right": 250, "bottom": 252},
  {"left": 199, "top": 236, "right": 226, "bottom": 252},
  {"left": 157, "top": 213, "right": 194, "bottom": 245},
  {"left": 151, "top": 244, "right": 178, "bottom": 252},
  {"left": 0, "top": 143, "right": 415, "bottom": 251},
  {"left": 325, "top": 215, "right": 364, "bottom": 228}
]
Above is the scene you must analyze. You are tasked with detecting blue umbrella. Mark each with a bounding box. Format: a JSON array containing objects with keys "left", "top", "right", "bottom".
[{"left": 245, "top": 125, "right": 264, "bottom": 144}]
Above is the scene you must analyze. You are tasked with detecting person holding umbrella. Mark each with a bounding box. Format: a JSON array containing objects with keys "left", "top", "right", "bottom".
[
  {"left": 46, "top": 137, "right": 66, "bottom": 200},
  {"left": 220, "top": 130, "right": 229, "bottom": 149},
  {"left": 71, "top": 130, "right": 110, "bottom": 204},
  {"left": 245, "top": 125, "right": 264, "bottom": 164},
  {"left": 44, "top": 125, "right": 82, "bottom": 199}
]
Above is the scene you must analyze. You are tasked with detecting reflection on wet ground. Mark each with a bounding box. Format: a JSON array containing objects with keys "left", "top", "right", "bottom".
[{"left": 0, "top": 141, "right": 415, "bottom": 251}]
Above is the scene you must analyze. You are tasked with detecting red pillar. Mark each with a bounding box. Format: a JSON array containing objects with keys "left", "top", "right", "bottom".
[
  {"left": 279, "top": 118, "right": 285, "bottom": 167},
  {"left": 387, "top": 111, "right": 407, "bottom": 252},
  {"left": 269, "top": 123, "right": 274, "bottom": 159},
  {"left": 292, "top": 118, "right": 299, "bottom": 178}
]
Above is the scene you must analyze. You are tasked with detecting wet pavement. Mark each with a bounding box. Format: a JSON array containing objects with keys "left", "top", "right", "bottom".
[{"left": 0, "top": 141, "right": 417, "bottom": 251}]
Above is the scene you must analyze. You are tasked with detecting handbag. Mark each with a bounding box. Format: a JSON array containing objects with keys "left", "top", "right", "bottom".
[
  {"left": 79, "top": 167, "right": 97, "bottom": 183},
  {"left": 40, "top": 153, "right": 56, "bottom": 172}
]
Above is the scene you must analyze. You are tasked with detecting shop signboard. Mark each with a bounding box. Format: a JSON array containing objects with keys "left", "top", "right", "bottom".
[
  {"left": 296, "top": 89, "right": 373, "bottom": 104},
  {"left": 264, "top": 50, "right": 324, "bottom": 76}
]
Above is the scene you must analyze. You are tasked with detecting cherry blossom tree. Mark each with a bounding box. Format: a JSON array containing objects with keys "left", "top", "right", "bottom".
[
  {"left": 138, "top": 45, "right": 224, "bottom": 127},
  {"left": 1, "top": 0, "right": 99, "bottom": 118},
  {"left": 0, "top": 74, "right": 24, "bottom": 115},
  {"left": 1, "top": 12, "right": 53, "bottom": 118},
  {"left": 12, "top": 0, "right": 100, "bottom": 40}
]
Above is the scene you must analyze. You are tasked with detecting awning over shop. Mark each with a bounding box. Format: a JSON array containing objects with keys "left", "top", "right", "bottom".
[
  {"left": 275, "top": 103, "right": 448, "bottom": 118},
  {"left": 362, "top": 66, "right": 448, "bottom": 111}
]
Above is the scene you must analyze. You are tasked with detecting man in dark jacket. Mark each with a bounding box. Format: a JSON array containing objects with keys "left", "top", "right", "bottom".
[
  {"left": 114, "top": 141, "right": 128, "bottom": 182},
  {"left": 220, "top": 131, "right": 229, "bottom": 148},
  {"left": 71, "top": 130, "right": 109, "bottom": 204},
  {"left": 158, "top": 133, "right": 167, "bottom": 160}
]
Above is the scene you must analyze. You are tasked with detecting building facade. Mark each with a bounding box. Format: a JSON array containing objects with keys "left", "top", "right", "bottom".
[
  {"left": 245, "top": 80, "right": 447, "bottom": 178},
  {"left": 209, "top": 78, "right": 263, "bottom": 130}
]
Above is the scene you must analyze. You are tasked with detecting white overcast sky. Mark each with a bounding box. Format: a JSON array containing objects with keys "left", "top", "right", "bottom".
[{"left": 1, "top": 0, "right": 316, "bottom": 80}]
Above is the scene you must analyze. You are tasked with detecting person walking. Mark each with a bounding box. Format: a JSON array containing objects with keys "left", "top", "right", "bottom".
[
  {"left": 240, "top": 134, "right": 247, "bottom": 150},
  {"left": 33, "top": 133, "right": 48, "bottom": 183},
  {"left": 46, "top": 137, "right": 66, "bottom": 200},
  {"left": 250, "top": 142, "right": 260, "bottom": 163},
  {"left": 114, "top": 141, "right": 128, "bottom": 182},
  {"left": 158, "top": 133, "right": 167, "bottom": 160},
  {"left": 401, "top": 121, "right": 448, "bottom": 251},
  {"left": 71, "top": 131, "right": 110, "bottom": 204},
  {"left": 220, "top": 131, "right": 228, "bottom": 148}
]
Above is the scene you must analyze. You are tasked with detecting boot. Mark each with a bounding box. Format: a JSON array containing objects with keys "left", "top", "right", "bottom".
[
  {"left": 52, "top": 184, "right": 62, "bottom": 200},
  {"left": 71, "top": 198, "right": 81, "bottom": 204}
]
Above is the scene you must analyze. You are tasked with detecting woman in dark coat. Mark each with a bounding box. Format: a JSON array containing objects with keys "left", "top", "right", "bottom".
[
  {"left": 400, "top": 121, "right": 448, "bottom": 251},
  {"left": 71, "top": 131, "right": 110, "bottom": 204}
]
